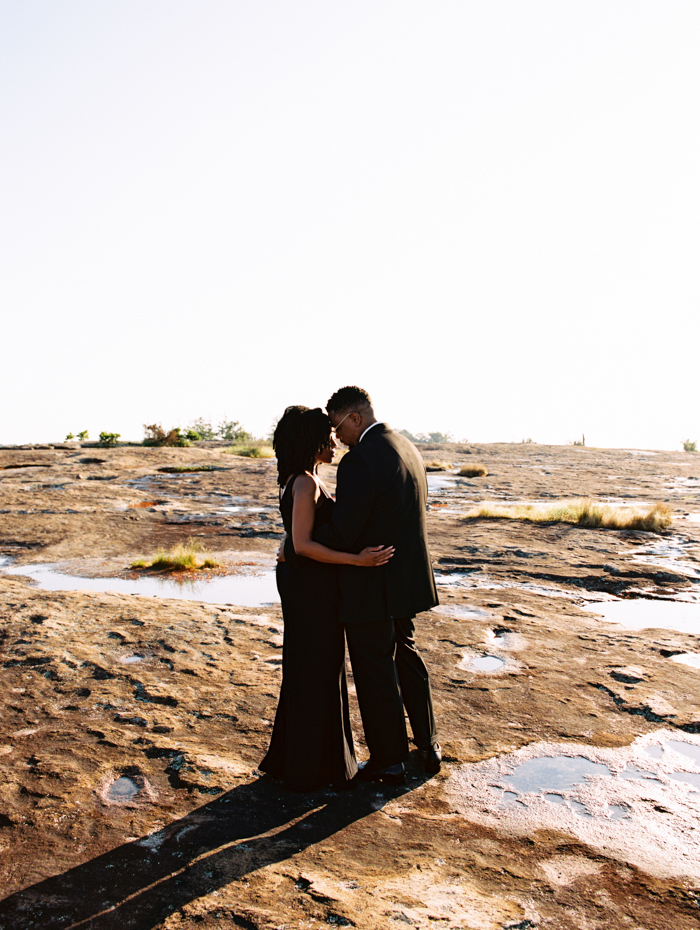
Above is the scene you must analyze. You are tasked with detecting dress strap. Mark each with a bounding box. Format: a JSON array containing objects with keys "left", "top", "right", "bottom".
[{"left": 281, "top": 471, "right": 308, "bottom": 501}]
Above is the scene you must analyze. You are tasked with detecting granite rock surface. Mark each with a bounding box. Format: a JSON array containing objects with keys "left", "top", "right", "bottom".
[{"left": 1, "top": 442, "right": 700, "bottom": 928}]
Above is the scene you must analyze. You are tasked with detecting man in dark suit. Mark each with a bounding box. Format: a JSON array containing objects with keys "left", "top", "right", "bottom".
[{"left": 314, "top": 385, "right": 440, "bottom": 784}]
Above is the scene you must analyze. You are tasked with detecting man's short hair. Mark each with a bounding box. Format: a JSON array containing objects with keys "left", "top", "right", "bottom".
[{"left": 326, "top": 385, "right": 373, "bottom": 416}]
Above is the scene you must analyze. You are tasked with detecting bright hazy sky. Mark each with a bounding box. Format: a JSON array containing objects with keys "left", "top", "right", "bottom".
[{"left": 2, "top": 2, "right": 698, "bottom": 450}]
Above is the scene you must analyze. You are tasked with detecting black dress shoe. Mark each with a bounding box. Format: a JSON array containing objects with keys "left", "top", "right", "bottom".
[
  {"left": 357, "top": 760, "right": 406, "bottom": 786},
  {"left": 418, "top": 742, "right": 442, "bottom": 774}
]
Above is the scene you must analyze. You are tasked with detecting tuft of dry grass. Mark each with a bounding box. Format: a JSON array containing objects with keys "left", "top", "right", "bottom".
[
  {"left": 458, "top": 464, "right": 488, "bottom": 478},
  {"left": 425, "top": 461, "right": 448, "bottom": 472},
  {"left": 131, "top": 540, "right": 220, "bottom": 572},
  {"left": 464, "top": 499, "right": 672, "bottom": 534},
  {"left": 225, "top": 441, "right": 274, "bottom": 459}
]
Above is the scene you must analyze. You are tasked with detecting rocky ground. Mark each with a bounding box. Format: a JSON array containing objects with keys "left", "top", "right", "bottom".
[{"left": 1, "top": 440, "right": 700, "bottom": 929}]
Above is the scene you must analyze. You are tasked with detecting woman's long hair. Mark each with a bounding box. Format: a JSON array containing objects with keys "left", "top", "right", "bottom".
[{"left": 273, "top": 406, "right": 333, "bottom": 487}]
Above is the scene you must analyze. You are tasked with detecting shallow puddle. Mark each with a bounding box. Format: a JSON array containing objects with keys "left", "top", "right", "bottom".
[
  {"left": 431, "top": 604, "right": 496, "bottom": 621},
  {"left": 618, "top": 764, "right": 660, "bottom": 782},
  {"left": 666, "top": 476, "right": 700, "bottom": 492},
  {"left": 427, "top": 473, "right": 460, "bottom": 492},
  {"left": 671, "top": 653, "right": 700, "bottom": 669},
  {"left": 123, "top": 475, "right": 178, "bottom": 490},
  {"left": 105, "top": 777, "right": 140, "bottom": 802},
  {"left": 584, "top": 599, "right": 700, "bottom": 635},
  {"left": 435, "top": 572, "right": 475, "bottom": 587},
  {"left": 465, "top": 654, "right": 506, "bottom": 672},
  {"left": 218, "top": 505, "right": 274, "bottom": 515},
  {"left": 655, "top": 739, "right": 700, "bottom": 766},
  {"left": 216, "top": 495, "right": 277, "bottom": 512},
  {"left": 435, "top": 570, "right": 591, "bottom": 602},
  {"left": 448, "top": 731, "right": 700, "bottom": 880},
  {"left": 501, "top": 755, "right": 613, "bottom": 794},
  {"left": 428, "top": 499, "right": 472, "bottom": 514},
  {"left": 484, "top": 628, "right": 522, "bottom": 650},
  {"left": 3, "top": 562, "right": 280, "bottom": 607},
  {"left": 628, "top": 535, "right": 700, "bottom": 580}
]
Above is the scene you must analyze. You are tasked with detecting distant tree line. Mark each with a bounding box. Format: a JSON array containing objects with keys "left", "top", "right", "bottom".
[
  {"left": 397, "top": 429, "right": 456, "bottom": 444},
  {"left": 65, "top": 420, "right": 460, "bottom": 449},
  {"left": 140, "top": 418, "right": 255, "bottom": 447},
  {"left": 186, "top": 418, "right": 252, "bottom": 443}
]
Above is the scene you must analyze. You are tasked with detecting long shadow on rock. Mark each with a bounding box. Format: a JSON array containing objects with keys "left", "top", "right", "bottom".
[{"left": 0, "top": 774, "right": 428, "bottom": 929}]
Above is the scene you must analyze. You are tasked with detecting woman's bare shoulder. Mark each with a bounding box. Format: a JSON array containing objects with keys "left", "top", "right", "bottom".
[{"left": 289, "top": 472, "right": 317, "bottom": 496}]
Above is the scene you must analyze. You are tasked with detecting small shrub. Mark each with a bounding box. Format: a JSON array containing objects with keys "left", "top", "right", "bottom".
[
  {"left": 165, "top": 429, "right": 191, "bottom": 447},
  {"left": 131, "top": 540, "right": 220, "bottom": 572},
  {"left": 142, "top": 424, "right": 191, "bottom": 447},
  {"left": 683, "top": 439, "right": 697, "bottom": 453},
  {"left": 464, "top": 499, "right": 672, "bottom": 534},
  {"left": 99, "top": 432, "right": 120, "bottom": 447},
  {"left": 458, "top": 464, "right": 488, "bottom": 478},
  {"left": 189, "top": 418, "right": 217, "bottom": 441},
  {"left": 65, "top": 432, "right": 74, "bottom": 440},
  {"left": 218, "top": 419, "right": 251, "bottom": 442},
  {"left": 184, "top": 430, "right": 202, "bottom": 442},
  {"left": 143, "top": 423, "right": 167, "bottom": 445},
  {"left": 425, "top": 461, "right": 447, "bottom": 472},
  {"left": 226, "top": 441, "right": 274, "bottom": 458},
  {"left": 78, "top": 430, "right": 89, "bottom": 441}
]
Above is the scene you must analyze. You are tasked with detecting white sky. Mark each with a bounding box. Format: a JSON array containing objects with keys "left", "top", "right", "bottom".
[{"left": 1, "top": 1, "right": 698, "bottom": 450}]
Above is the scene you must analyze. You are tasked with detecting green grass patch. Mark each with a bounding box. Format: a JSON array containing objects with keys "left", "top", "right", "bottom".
[
  {"left": 464, "top": 499, "right": 672, "bottom": 533},
  {"left": 458, "top": 464, "right": 488, "bottom": 478},
  {"left": 131, "top": 540, "right": 220, "bottom": 572},
  {"left": 158, "top": 465, "right": 217, "bottom": 473},
  {"left": 225, "top": 441, "right": 274, "bottom": 458}
]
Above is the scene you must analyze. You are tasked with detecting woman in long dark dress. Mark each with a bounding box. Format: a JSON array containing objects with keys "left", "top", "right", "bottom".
[{"left": 259, "top": 406, "right": 393, "bottom": 792}]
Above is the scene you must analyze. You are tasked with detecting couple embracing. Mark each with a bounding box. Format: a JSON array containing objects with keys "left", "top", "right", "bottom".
[{"left": 260, "top": 386, "right": 441, "bottom": 792}]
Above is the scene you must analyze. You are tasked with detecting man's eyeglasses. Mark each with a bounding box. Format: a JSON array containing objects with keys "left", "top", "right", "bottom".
[{"left": 332, "top": 410, "right": 353, "bottom": 433}]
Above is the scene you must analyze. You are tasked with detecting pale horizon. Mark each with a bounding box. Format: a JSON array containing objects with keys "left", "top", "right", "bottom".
[{"left": 1, "top": 415, "right": 694, "bottom": 455}]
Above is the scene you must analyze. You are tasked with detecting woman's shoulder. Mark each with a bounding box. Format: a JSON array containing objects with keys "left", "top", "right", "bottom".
[{"left": 286, "top": 471, "right": 318, "bottom": 495}]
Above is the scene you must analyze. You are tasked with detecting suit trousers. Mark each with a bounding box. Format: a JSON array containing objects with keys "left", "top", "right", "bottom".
[{"left": 345, "top": 615, "right": 437, "bottom": 767}]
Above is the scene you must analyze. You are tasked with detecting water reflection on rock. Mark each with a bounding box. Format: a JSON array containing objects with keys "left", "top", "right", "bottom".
[
  {"left": 448, "top": 731, "right": 700, "bottom": 880},
  {"left": 670, "top": 652, "right": 700, "bottom": 669},
  {"left": 584, "top": 599, "right": 700, "bottom": 635},
  {"left": 106, "top": 777, "right": 140, "bottom": 802},
  {"left": 459, "top": 653, "right": 506, "bottom": 672},
  {"left": 3, "top": 562, "right": 280, "bottom": 607}
]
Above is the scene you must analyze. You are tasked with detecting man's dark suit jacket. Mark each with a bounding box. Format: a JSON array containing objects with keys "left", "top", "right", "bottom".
[{"left": 311, "top": 423, "right": 438, "bottom": 625}]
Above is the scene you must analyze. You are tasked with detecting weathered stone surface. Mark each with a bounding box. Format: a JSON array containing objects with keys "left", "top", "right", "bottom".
[{"left": 1, "top": 442, "right": 700, "bottom": 928}]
